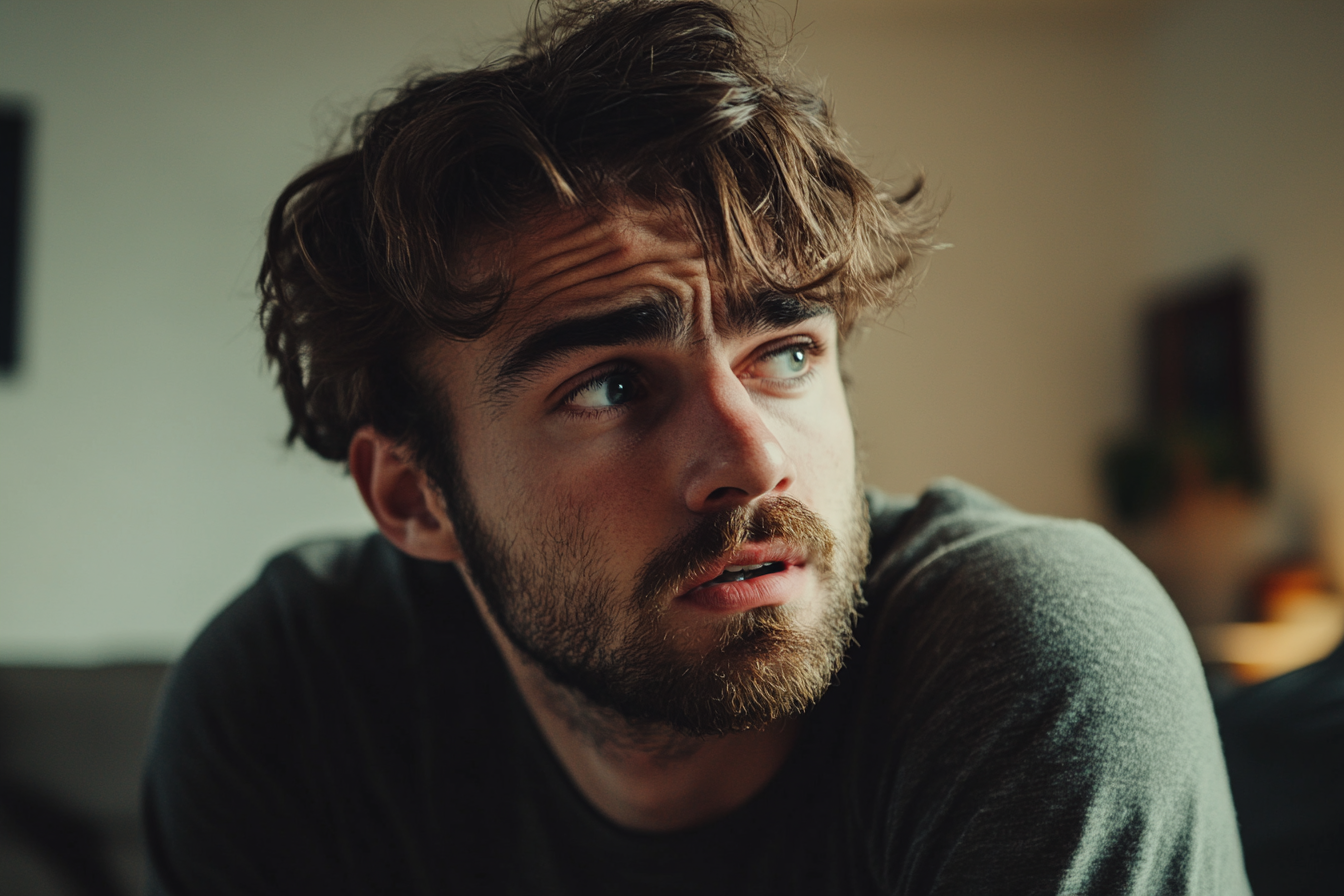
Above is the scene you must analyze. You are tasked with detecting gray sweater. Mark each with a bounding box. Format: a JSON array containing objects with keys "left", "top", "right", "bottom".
[{"left": 144, "top": 479, "right": 1250, "bottom": 894}]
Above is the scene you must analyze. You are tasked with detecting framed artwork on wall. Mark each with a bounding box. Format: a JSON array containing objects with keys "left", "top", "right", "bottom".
[{"left": 1, "top": 104, "right": 31, "bottom": 376}]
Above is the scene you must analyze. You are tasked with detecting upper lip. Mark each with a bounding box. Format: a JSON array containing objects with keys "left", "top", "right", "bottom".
[{"left": 677, "top": 542, "right": 807, "bottom": 595}]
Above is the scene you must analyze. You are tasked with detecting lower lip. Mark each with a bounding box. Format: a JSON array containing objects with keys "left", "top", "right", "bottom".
[{"left": 678, "top": 564, "right": 807, "bottom": 613}]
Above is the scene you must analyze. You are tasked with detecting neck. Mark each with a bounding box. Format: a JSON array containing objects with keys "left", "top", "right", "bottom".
[{"left": 466, "top": 586, "right": 801, "bottom": 832}]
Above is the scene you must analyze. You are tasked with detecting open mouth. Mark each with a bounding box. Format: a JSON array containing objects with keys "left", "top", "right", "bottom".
[{"left": 704, "top": 561, "right": 786, "bottom": 585}]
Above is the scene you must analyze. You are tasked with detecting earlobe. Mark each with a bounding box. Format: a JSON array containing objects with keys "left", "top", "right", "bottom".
[{"left": 349, "top": 426, "right": 464, "bottom": 563}]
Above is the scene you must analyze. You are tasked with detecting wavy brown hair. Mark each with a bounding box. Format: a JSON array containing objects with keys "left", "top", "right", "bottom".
[{"left": 259, "top": 0, "right": 935, "bottom": 463}]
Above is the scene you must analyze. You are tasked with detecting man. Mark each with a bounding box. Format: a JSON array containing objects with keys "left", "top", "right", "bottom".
[{"left": 143, "top": 2, "right": 1250, "bottom": 893}]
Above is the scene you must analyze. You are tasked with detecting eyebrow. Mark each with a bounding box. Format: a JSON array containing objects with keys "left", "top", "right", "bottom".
[
  {"left": 725, "top": 291, "right": 831, "bottom": 335},
  {"left": 490, "top": 290, "right": 689, "bottom": 403}
]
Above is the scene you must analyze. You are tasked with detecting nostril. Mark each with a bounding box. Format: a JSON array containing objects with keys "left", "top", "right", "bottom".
[{"left": 706, "top": 485, "right": 742, "bottom": 503}]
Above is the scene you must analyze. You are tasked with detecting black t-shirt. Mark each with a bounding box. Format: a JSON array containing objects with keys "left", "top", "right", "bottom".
[{"left": 143, "top": 481, "right": 1250, "bottom": 894}]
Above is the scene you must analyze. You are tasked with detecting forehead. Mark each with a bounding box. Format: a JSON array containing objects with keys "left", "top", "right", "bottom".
[{"left": 486, "top": 200, "right": 706, "bottom": 328}]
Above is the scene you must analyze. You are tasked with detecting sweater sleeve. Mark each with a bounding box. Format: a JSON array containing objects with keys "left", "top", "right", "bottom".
[{"left": 852, "top": 484, "right": 1250, "bottom": 895}]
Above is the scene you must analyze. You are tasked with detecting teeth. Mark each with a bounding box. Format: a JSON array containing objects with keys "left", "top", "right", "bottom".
[{"left": 702, "top": 561, "right": 785, "bottom": 586}]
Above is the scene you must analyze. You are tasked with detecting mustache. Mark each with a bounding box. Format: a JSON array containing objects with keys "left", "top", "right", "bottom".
[{"left": 634, "top": 497, "right": 836, "bottom": 608}]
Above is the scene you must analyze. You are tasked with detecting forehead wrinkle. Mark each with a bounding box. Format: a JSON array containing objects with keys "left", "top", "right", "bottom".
[
  {"left": 480, "top": 289, "right": 690, "bottom": 418},
  {"left": 508, "top": 206, "right": 698, "bottom": 301},
  {"left": 512, "top": 222, "right": 625, "bottom": 298},
  {"left": 515, "top": 245, "right": 632, "bottom": 313}
]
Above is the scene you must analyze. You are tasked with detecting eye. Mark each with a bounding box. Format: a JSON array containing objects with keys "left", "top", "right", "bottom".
[
  {"left": 565, "top": 368, "right": 641, "bottom": 410},
  {"left": 750, "top": 342, "right": 814, "bottom": 381}
]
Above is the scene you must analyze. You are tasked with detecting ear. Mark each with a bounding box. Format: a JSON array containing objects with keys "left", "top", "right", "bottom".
[{"left": 348, "top": 425, "right": 464, "bottom": 563}]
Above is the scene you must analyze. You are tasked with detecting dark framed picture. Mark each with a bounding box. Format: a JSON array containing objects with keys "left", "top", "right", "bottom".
[
  {"left": 1, "top": 104, "right": 31, "bottom": 376},
  {"left": 1103, "top": 266, "right": 1266, "bottom": 522}
]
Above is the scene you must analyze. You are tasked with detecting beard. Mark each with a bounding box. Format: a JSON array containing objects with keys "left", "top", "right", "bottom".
[{"left": 425, "top": 437, "right": 871, "bottom": 738}]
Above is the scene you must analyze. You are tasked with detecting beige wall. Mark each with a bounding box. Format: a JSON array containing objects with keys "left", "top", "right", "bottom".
[
  {"left": 1143, "top": 0, "right": 1344, "bottom": 582},
  {"left": 798, "top": 3, "right": 1152, "bottom": 521},
  {"left": 0, "top": 0, "right": 528, "bottom": 661},
  {"left": 1, "top": 0, "right": 1338, "bottom": 661}
]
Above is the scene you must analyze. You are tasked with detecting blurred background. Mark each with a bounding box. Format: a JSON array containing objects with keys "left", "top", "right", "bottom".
[{"left": 1, "top": 0, "right": 1341, "bottom": 892}]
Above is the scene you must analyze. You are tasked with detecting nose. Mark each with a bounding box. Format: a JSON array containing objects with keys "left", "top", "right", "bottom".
[{"left": 679, "top": 372, "right": 795, "bottom": 514}]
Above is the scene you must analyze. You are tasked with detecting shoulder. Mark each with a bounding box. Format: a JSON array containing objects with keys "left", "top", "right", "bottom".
[
  {"left": 179, "top": 533, "right": 468, "bottom": 675},
  {"left": 143, "top": 535, "right": 497, "bottom": 893},
  {"left": 851, "top": 480, "right": 1249, "bottom": 894},
  {"left": 153, "top": 532, "right": 485, "bottom": 747},
  {"left": 861, "top": 478, "right": 1203, "bottom": 745},
  {"left": 865, "top": 478, "right": 1191, "bottom": 675},
  {"left": 142, "top": 536, "right": 387, "bottom": 893},
  {"left": 146, "top": 533, "right": 437, "bottom": 782},
  {"left": 217, "top": 532, "right": 422, "bottom": 626}
]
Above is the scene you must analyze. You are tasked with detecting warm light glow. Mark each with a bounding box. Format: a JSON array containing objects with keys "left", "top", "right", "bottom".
[{"left": 1194, "top": 591, "right": 1344, "bottom": 684}]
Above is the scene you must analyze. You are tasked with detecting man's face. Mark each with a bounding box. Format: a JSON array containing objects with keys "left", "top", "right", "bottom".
[{"left": 419, "top": 201, "right": 869, "bottom": 736}]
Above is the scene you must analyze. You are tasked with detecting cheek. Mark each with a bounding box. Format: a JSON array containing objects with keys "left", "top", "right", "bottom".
[
  {"left": 454, "top": 425, "right": 555, "bottom": 529},
  {"left": 782, "top": 376, "right": 855, "bottom": 457},
  {"left": 775, "top": 382, "right": 858, "bottom": 509},
  {"left": 480, "top": 428, "right": 670, "bottom": 547}
]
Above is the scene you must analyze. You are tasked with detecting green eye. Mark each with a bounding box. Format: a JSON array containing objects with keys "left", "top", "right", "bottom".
[{"left": 759, "top": 345, "right": 811, "bottom": 379}]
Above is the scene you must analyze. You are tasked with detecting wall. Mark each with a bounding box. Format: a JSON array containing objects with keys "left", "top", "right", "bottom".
[
  {"left": 1, "top": 0, "right": 1337, "bottom": 661},
  {"left": 1143, "top": 0, "right": 1344, "bottom": 583},
  {"left": 0, "top": 0, "right": 528, "bottom": 661},
  {"left": 799, "top": 3, "right": 1152, "bottom": 520}
]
